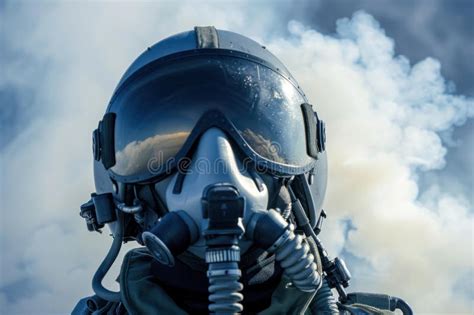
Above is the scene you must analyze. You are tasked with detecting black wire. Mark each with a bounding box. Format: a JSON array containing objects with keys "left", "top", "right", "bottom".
[{"left": 92, "top": 210, "right": 124, "bottom": 302}]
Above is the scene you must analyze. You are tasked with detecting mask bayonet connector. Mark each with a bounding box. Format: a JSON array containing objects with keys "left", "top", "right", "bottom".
[{"left": 202, "top": 183, "right": 245, "bottom": 314}]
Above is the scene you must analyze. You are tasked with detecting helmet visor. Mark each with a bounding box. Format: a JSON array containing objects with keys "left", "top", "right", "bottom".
[{"left": 109, "top": 54, "right": 315, "bottom": 182}]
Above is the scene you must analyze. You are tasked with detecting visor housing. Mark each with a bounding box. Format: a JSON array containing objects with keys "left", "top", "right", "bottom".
[{"left": 108, "top": 53, "right": 316, "bottom": 183}]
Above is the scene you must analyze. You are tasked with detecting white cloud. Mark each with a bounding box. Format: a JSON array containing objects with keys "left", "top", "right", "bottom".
[
  {"left": 0, "top": 2, "right": 472, "bottom": 314},
  {"left": 270, "top": 13, "right": 473, "bottom": 312}
]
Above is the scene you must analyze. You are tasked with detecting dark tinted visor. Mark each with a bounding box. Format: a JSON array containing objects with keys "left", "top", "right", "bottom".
[{"left": 109, "top": 54, "right": 315, "bottom": 182}]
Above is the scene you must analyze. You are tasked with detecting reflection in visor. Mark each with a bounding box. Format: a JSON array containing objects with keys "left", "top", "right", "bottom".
[
  {"left": 241, "top": 129, "right": 286, "bottom": 164},
  {"left": 109, "top": 54, "right": 315, "bottom": 181},
  {"left": 115, "top": 131, "right": 190, "bottom": 177}
]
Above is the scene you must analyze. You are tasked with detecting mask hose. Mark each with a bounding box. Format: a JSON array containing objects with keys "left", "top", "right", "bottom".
[
  {"left": 202, "top": 184, "right": 245, "bottom": 314},
  {"left": 246, "top": 209, "right": 321, "bottom": 292},
  {"left": 92, "top": 210, "right": 124, "bottom": 302},
  {"left": 206, "top": 246, "right": 243, "bottom": 314},
  {"left": 287, "top": 186, "right": 340, "bottom": 312}
]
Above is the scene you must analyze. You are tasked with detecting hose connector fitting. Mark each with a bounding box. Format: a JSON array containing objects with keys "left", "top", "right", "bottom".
[{"left": 142, "top": 210, "right": 199, "bottom": 267}]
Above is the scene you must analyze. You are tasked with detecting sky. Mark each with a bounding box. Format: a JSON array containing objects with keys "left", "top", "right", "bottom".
[{"left": 0, "top": 1, "right": 473, "bottom": 314}]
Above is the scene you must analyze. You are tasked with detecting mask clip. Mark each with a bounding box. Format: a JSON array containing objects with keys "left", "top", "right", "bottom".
[
  {"left": 79, "top": 192, "right": 117, "bottom": 233},
  {"left": 80, "top": 198, "right": 104, "bottom": 233}
]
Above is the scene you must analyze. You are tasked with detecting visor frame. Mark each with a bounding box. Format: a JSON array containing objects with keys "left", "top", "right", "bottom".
[
  {"left": 107, "top": 109, "right": 318, "bottom": 184},
  {"left": 102, "top": 49, "right": 323, "bottom": 184}
]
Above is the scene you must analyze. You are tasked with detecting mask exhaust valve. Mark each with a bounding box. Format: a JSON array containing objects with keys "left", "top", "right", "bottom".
[
  {"left": 202, "top": 183, "right": 245, "bottom": 314},
  {"left": 142, "top": 210, "right": 199, "bottom": 267}
]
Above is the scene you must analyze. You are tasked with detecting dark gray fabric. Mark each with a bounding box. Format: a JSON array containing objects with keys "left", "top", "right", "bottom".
[
  {"left": 73, "top": 248, "right": 397, "bottom": 315},
  {"left": 258, "top": 278, "right": 316, "bottom": 315},
  {"left": 119, "top": 248, "right": 188, "bottom": 315},
  {"left": 120, "top": 247, "right": 315, "bottom": 314}
]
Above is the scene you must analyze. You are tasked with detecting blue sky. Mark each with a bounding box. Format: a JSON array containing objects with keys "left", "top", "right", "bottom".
[{"left": 1, "top": 1, "right": 473, "bottom": 314}]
